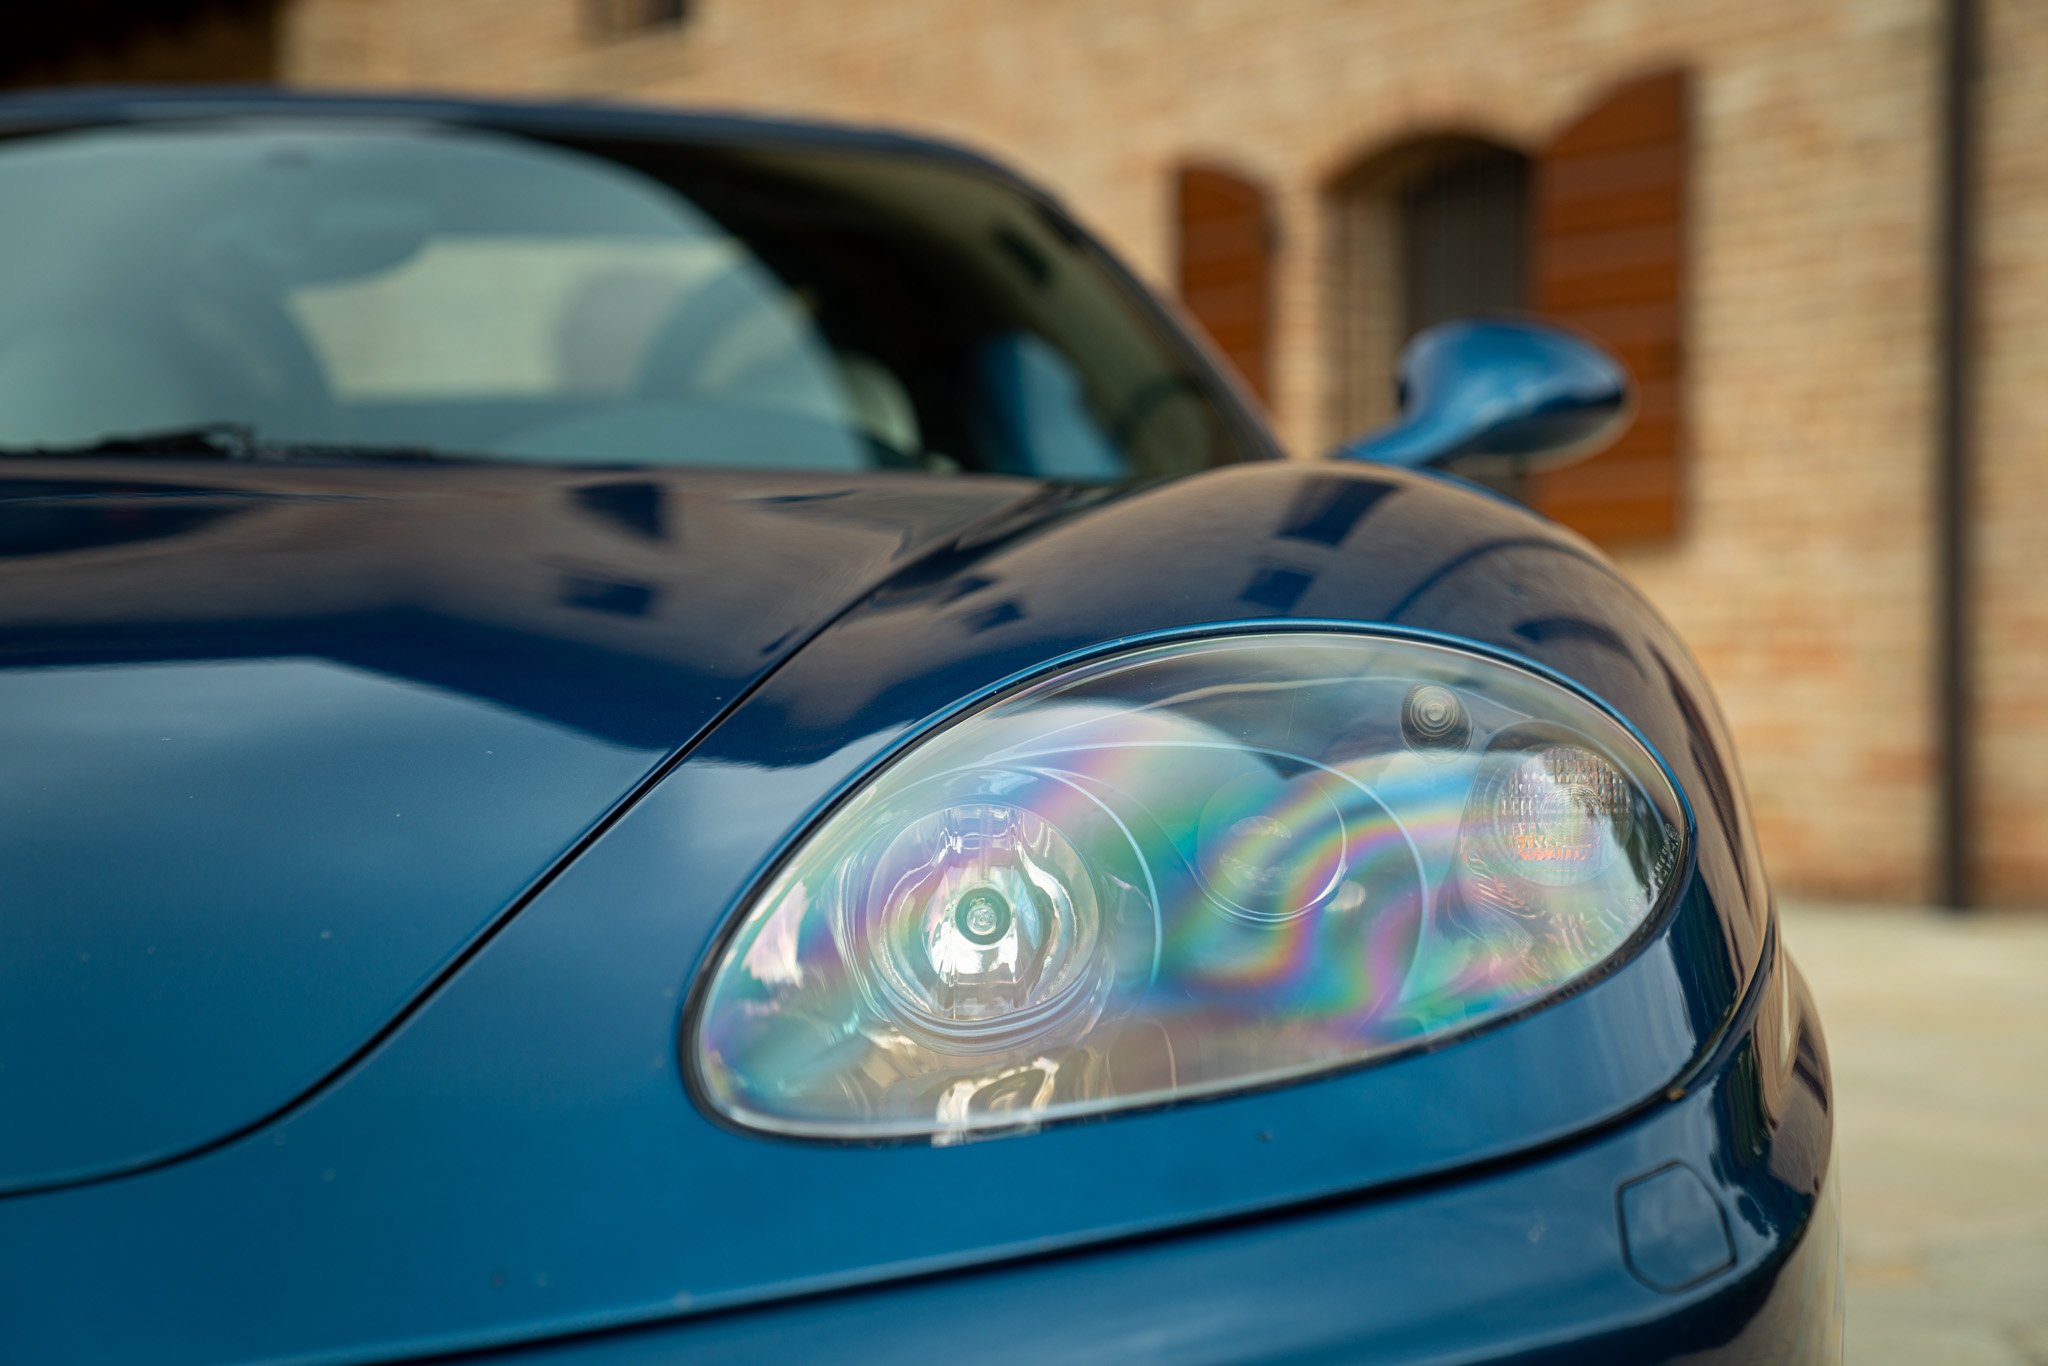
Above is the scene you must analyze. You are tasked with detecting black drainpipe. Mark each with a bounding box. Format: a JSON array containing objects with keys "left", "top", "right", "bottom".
[{"left": 1936, "top": 0, "right": 1980, "bottom": 910}]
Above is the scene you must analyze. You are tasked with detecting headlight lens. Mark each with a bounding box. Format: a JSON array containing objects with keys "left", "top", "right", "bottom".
[{"left": 690, "top": 632, "right": 1684, "bottom": 1141}]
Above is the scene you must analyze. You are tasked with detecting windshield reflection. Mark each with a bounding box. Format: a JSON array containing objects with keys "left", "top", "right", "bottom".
[{"left": 0, "top": 122, "right": 1238, "bottom": 478}]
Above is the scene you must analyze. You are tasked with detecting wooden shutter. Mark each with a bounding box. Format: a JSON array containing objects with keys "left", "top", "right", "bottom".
[
  {"left": 1175, "top": 163, "right": 1276, "bottom": 405},
  {"left": 1529, "top": 69, "right": 1690, "bottom": 541}
]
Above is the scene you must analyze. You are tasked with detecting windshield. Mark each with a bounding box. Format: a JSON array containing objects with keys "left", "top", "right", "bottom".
[{"left": 0, "top": 118, "right": 1246, "bottom": 477}]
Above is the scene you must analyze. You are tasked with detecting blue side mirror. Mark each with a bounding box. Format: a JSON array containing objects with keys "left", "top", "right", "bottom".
[{"left": 1331, "top": 316, "right": 1633, "bottom": 472}]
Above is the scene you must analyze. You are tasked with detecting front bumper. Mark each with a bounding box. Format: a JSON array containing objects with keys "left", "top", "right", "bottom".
[{"left": 477, "top": 954, "right": 1839, "bottom": 1365}]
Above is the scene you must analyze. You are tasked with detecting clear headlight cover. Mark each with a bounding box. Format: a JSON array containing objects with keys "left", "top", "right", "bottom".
[{"left": 690, "top": 633, "right": 1685, "bottom": 1141}]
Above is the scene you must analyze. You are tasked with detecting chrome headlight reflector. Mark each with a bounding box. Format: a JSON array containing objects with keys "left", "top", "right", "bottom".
[{"left": 690, "top": 632, "right": 1685, "bottom": 1141}]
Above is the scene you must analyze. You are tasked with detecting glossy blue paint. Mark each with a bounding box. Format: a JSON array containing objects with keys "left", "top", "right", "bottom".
[
  {"left": 0, "top": 459, "right": 1803, "bottom": 1364},
  {"left": 447, "top": 964, "right": 1840, "bottom": 1366},
  {"left": 0, "top": 465, "right": 1042, "bottom": 1194},
  {"left": 1620, "top": 1163, "right": 1739, "bottom": 1292},
  {"left": 0, "top": 90, "right": 1829, "bottom": 1366},
  {"left": 1337, "top": 317, "right": 1633, "bottom": 471}
]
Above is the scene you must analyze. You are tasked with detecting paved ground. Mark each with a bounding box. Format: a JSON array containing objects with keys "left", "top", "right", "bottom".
[{"left": 1783, "top": 903, "right": 2048, "bottom": 1364}]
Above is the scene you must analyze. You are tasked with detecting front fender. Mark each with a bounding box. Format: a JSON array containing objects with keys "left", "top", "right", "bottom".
[{"left": 0, "top": 461, "right": 1791, "bottom": 1366}]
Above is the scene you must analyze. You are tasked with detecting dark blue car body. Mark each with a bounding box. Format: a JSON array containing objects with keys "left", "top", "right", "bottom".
[{"left": 0, "top": 91, "right": 1836, "bottom": 1364}]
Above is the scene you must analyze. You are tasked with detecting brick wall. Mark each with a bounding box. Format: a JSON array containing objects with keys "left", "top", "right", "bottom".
[
  {"left": 1976, "top": 0, "right": 2048, "bottom": 903},
  {"left": 280, "top": 0, "right": 2012, "bottom": 905}
]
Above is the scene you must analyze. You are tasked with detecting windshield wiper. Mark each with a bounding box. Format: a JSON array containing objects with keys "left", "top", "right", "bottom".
[{"left": 0, "top": 423, "right": 491, "bottom": 465}]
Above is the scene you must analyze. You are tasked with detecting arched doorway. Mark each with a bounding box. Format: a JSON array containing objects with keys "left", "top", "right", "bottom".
[
  {"left": 1322, "top": 69, "right": 1690, "bottom": 543},
  {"left": 1324, "top": 135, "right": 1533, "bottom": 444}
]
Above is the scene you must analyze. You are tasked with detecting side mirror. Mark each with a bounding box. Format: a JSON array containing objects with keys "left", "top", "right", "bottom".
[{"left": 1330, "top": 316, "right": 1632, "bottom": 473}]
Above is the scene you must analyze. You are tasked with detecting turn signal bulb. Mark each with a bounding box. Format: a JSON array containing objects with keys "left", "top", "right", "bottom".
[{"left": 1481, "top": 743, "right": 1633, "bottom": 885}]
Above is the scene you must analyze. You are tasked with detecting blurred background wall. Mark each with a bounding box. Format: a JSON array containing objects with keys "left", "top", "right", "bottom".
[{"left": 6, "top": 0, "right": 2044, "bottom": 910}]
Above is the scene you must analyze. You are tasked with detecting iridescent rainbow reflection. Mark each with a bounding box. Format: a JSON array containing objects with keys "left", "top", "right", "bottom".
[{"left": 693, "top": 634, "right": 1685, "bottom": 1141}]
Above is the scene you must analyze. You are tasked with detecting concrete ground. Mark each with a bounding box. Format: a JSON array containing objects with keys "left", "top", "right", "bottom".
[{"left": 1782, "top": 903, "right": 2048, "bottom": 1364}]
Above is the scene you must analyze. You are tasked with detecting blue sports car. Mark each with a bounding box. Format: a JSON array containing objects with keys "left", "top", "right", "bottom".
[{"left": 0, "top": 89, "right": 1837, "bottom": 1363}]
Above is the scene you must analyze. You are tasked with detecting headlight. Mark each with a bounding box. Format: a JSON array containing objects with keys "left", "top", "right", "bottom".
[{"left": 689, "top": 632, "right": 1685, "bottom": 1141}]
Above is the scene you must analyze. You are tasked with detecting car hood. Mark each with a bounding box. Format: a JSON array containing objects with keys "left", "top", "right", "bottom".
[
  {"left": 0, "top": 460, "right": 1048, "bottom": 1195},
  {"left": 0, "top": 460, "right": 1773, "bottom": 1366}
]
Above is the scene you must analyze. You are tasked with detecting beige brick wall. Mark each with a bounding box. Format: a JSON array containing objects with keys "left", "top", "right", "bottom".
[
  {"left": 283, "top": 0, "right": 1966, "bottom": 904},
  {"left": 1976, "top": 0, "right": 2048, "bottom": 904}
]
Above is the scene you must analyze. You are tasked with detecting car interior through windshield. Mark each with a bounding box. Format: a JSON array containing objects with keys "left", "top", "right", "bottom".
[{"left": 0, "top": 120, "right": 1243, "bottom": 478}]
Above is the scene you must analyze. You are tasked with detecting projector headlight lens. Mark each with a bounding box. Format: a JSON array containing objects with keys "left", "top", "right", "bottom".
[{"left": 690, "top": 633, "right": 1685, "bottom": 1141}]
